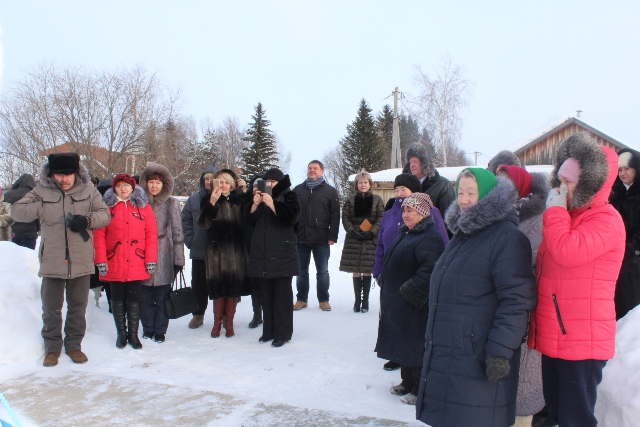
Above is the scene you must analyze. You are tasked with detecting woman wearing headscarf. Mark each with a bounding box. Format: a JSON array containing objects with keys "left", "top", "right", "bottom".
[
  {"left": 609, "top": 147, "right": 640, "bottom": 320},
  {"left": 94, "top": 174, "right": 158, "bottom": 349},
  {"left": 339, "top": 170, "right": 384, "bottom": 313},
  {"left": 417, "top": 168, "right": 536, "bottom": 427},
  {"left": 528, "top": 133, "right": 625, "bottom": 427},
  {"left": 197, "top": 168, "right": 249, "bottom": 338},
  {"left": 375, "top": 193, "right": 445, "bottom": 405},
  {"left": 139, "top": 163, "right": 185, "bottom": 343},
  {"left": 496, "top": 165, "right": 548, "bottom": 427}
]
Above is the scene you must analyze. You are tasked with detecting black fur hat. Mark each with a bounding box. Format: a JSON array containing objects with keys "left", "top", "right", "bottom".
[
  {"left": 48, "top": 153, "right": 80, "bottom": 175},
  {"left": 394, "top": 173, "right": 421, "bottom": 194},
  {"left": 487, "top": 150, "right": 522, "bottom": 175},
  {"left": 264, "top": 168, "right": 285, "bottom": 181}
]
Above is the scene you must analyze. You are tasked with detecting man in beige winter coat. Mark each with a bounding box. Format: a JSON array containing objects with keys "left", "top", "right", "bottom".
[{"left": 12, "top": 153, "right": 111, "bottom": 367}]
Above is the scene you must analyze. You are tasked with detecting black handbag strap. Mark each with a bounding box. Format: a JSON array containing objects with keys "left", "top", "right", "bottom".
[{"left": 173, "top": 270, "right": 187, "bottom": 291}]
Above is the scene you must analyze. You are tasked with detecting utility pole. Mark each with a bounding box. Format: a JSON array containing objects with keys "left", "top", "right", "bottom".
[
  {"left": 474, "top": 151, "right": 480, "bottom": 166},
  {"left": 390, "top": 87, "right": 402, "bottom": 168}
]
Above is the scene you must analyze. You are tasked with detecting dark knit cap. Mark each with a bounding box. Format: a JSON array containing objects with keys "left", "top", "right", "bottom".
[
  {"left": 112, "top": 173, "right": 137, "bottom": 190},
  {"left": 497, "top": 165, "right": 532, "bottom": 198},
  {"left": 264, "top": 168, "right": 285, "bottom": 181},
  {"left": 394, "top": 173, "right": 421, "bottom": 194},
  {"left": 457, "top": 167, "right": 498, "bottom": 201},
  {"left": 48, "top": 153, "right": 80, "bottom": 175}
]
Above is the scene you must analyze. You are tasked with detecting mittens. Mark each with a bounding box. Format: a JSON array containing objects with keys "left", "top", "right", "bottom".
[
  {"left": 485, "top": 353, "right": 511, "bottom": 382},
  {"left": 146, "top": 262, "right": 157, "bottom": 274},
  {"left": 96, "top": 263, "right": 108, "bottom": 276},
  {"left": 546, "top": 184, "right": 569, "bottom": 209}
]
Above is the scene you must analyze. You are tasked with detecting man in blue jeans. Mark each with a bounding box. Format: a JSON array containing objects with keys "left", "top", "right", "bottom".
[{"left": 293, "top": 160, "right": 340, "bottom": 311}]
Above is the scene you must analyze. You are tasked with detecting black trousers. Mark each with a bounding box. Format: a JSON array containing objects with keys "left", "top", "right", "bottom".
[
  {"left": 541, "top": 355, "right": 606, "bottom": 427},
  {"left": 191, "top": 259, "right": 208, "bottom": 315},
  {"left": 400, "top": 365, "right": 422, "bottom": 395},
  {"left": 257, "top": 276, "right": 294, "bottom": 341},
  {"left": 109, "top": 281, "right": 142, "bottom": 303}
]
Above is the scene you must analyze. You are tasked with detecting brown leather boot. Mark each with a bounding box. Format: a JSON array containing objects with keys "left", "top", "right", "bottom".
[
  {"left": 210, "top": 298, "right": 225, "bottom": 338},
  {"left": 43, "top": 351, "right": 61, "bottom": 367},
  {"left": 225, "top": 297, "right": 237, "bottom": 337}
]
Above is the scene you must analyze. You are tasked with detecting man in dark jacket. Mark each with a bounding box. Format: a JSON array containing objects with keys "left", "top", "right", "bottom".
[
  {"left": 181, "top": 164, "right": 218, "bottom": 328},
  {"left": 3, "top": 174, "right": 39, "bottom": 249},
  {"left": 293, "top": 160, "right": 340, "bottom": 311},
  {"left": 402, "top": 143, "right": 456, "bottom": 217}
]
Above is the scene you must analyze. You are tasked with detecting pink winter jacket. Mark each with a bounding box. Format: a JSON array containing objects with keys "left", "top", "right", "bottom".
[{"left": 528, "top": 146, "right": 625, "bottom": 360}]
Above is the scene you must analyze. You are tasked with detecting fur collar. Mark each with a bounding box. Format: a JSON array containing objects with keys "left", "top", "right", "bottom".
[
  {"left": 38, "top": 161, "right": 91, "bottom": 189},
  {"left": 445, "top": 177, "right": 518, "bottom": 235},
  {"left": 103, "top": 186, "right": 149, "bottom": 208},
  {"left": 139, "top": 163, "right": 175, "bottom": 206},
  {"left": 272, "top": 175, "right": 292, "bottom": 199},
  {"left": 353, "top": 191, "right": 373, "bottom": 218},
  {"left": 398, "top": 214, "right": 435, "bottom": 235},
  {"left": 517, "top": 172, "right": 549, "bottom": 222},
  {"left": 550, "top": 132, "right": 609, "bottom": 211}
]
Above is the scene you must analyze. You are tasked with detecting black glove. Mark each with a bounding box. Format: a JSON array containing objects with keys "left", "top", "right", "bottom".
[
  {"left": 173, "top": 265, "right": 183, "bottom": 278},
  {"left": 485, "top": 353, "right": 511, "bottom": 382},
  {"left": 362, "top": 231, "right": 375, "bottom": 240},
  {"left": 67, "top": 214, "right": 89, "bottom": 232},
  {"left": 350, "top": 230, "right": 367, "bottom": 241}
]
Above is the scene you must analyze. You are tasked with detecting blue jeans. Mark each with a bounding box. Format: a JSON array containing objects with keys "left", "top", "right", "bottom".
[
  {"left": 296, "top": 243, "right": 330, "bottom": 303},
  {"left": 140, "top": 285, "right": 171, "bottom": 334}
]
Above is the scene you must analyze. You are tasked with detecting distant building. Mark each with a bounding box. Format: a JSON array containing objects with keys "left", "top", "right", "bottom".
[
  {"left": 512, "top": 116, "right": 630, "bottom": 166},
  {"left": 41, "top": 142, "right": 143, "bottom": 178}
]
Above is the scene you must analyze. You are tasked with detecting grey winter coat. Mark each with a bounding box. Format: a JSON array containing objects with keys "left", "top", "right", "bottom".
[
  {"left": 3, "top": 174, "right": 39, "bottom": 239},
  {"left": 182, "top": 165, "right": 218, "bottom": 260},
  {"left": 513, "top": 172, "right": 548, "bottom": 417},
  {"left": 11, "top": 162, "right": 111, "bottom": 279},
  {"left": 140, "top": 163, "right": 185, "bottom": 287},
  {"left": 0, "top": 197, "right": 13, "bottom": 241},
  {"left": 339, "top": 191, "right": 384, "bottom": 273},
  {"left": 416, "top": 178, "right": 536, "bottom": 427}
]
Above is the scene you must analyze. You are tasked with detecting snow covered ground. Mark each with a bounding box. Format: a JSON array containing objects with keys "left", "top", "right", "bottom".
[{"left": 1, "top": 237, "right": 638, "bottom": 427}]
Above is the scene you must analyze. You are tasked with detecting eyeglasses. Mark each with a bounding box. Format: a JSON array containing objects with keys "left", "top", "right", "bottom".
[{"left": 115, "top": 184, "right": 132, "bottom": 190}]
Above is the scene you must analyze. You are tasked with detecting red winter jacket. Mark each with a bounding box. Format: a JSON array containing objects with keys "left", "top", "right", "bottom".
[
  {"left": 94, "top": 187, "right": 158, "bottom": 282},
  {"left": 528, "top": 144, "right": 625, "bottom": 360}
]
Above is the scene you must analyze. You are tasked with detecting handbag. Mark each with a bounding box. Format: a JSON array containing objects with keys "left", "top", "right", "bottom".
[
  {"left": 164, "top": 270, "right": 199, "bottom": 319},
  {"left": 359, "top": 218, "right": 373, "bottom": 232}
]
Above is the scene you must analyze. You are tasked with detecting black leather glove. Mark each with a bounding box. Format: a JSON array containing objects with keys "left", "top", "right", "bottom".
[
  {"left": 350, "top": 230, "right": 367, "bottom": 241},
  {"left": 173, "top": 265, "right": 183, "bottom": 277},
  {"left": 485, "top": 353, "right": 511, "bottom": 382},
  {"left": 67, "top": 214, "right": 89, "bottom": 232},
  {"left": 362, "top": 231, "right": 375, "bottom": 240}
]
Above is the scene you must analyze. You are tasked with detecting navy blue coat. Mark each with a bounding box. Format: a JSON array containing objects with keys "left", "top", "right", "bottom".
[
  {"left": 375, "top": 216, "right": 444, "bottom": 367},
  {"left": 417, "top": 178, "right": 536, "bottom": 427}
]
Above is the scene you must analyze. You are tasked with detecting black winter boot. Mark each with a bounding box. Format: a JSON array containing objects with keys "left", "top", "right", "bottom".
[
  {"left": 361, "top": 276, "right": 372, "bottom": 313},
  {"left": 249, "top": 293, "right": 263, "bottom": 328},
  {"left": 353, "top": 276, "right": 363, "bottom": 312},
  {"left": 127, "top": 301, "right": 143, "bottom": 350},
  {"left": 112, "top": 300, "right": 127, "bottom": 348}
]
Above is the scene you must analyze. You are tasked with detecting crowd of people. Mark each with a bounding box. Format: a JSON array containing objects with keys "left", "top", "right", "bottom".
[{"left": 2, "top": 130, "right": 639, "bottom": 427}]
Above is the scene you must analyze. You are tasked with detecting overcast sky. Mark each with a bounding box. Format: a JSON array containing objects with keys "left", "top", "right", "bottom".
[{"left": 1, "top": 1, "right": 638, "bottom": 183}]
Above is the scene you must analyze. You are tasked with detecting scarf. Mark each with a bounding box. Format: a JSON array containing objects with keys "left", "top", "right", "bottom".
[{"left": 305, "top": 176, "right": 325, "bottom": 189}]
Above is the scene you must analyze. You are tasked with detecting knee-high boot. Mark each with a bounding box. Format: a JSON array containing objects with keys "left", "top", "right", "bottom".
[
  {"left": 353, "top": 276, "right": 363, "bottom": 312},
  {"left": 127, "top": 301, "right": 143, "bottom": 349},
  {"left": 112, "top": 300, "right": 127, "bottom": 348},
  {"left": 361, "top": 276, "right": 372, "bottom": 313},
  {"left": 249, "top": 291, "right": 263, "bottom": 328},
  {"left": 211, "top": 298, "right": 225, "bottom": 338},
  {"left": 225, "top": 297, "right": 237, "bottom": 337}
]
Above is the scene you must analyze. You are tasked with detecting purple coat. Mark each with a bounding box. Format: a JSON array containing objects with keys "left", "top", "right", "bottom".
[{"left": 373, "top": 197, "right": 448, "bottom": 279}]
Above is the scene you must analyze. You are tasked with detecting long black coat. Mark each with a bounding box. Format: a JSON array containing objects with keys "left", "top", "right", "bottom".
[
  {"left": 339, "top": 191, "right": 384, "bottom": 273},
  {"left": 417, "top": 178, "right": 536, "bottom": 427},
  {"left": 197, "top": 184, "right": 249, "bottom": 299},
  {"left": 246, "top": 176, "right": 301, "bottom": 279},
  {"left": 375, "top": 216, "right": 444, "bottom": 367},
  {"left": 609, "top": 176, "right": 640, "bottom": 319}
]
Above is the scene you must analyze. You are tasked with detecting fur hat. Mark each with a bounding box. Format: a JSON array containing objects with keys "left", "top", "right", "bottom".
[
  {"left": 394, "top": 173, "right": 421, "bottom": 194},
  {"left": 487, "top": 150, "right": 522, "bottom": 175},
  {"left": 112, "top": 173, "right": 137, "bottom": 190},
  {"left": 264, "top": 168, "right": 285, "bottom": 182},
  {"left": 404, "top": 143, "right": 435, "bottom": 178},
  {"left": 458, "top": 167, "right": 498, "bottom": 201},
  {"left": 402, "top": 193, "right": 433, "bottom": 218},
  {"left": 558, "top": 157, "right": 581, "bottom": 183},
  {"left": 497, "top": 165, "right": 532, "bottom": 198},
  {"left": 618, "top": 148, "right": 640, "bottom": 170},
  {"left": 48, "top": 153, "right": 80, "bottom": 175}
]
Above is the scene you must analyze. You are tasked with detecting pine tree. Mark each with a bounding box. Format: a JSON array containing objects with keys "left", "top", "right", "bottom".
[
  {"left": 376, "top": 104, "right": 394, "bottom": 168},
  {"left": 338, "top": 99, "right": 385, "bottom": 198},
  {"left": 240, "top": 102, "right": 279, "bottom": 179},
  {"left": 399, "top": 113, "right": 421, "bottom": 157}
]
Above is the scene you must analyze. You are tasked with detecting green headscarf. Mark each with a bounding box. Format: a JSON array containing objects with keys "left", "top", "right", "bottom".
[{"left": 457, "top": 167, "right": 498, "bottom": 201}]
